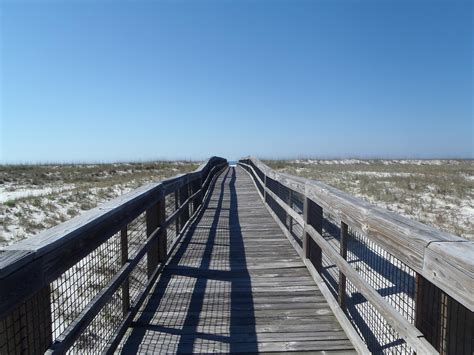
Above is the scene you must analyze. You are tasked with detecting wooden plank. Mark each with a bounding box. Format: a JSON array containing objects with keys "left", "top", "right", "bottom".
[{"left": 338, "top": 222, "right": 348, "bottom": 309}]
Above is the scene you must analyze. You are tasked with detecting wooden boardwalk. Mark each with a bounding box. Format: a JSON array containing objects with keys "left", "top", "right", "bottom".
[{"left": 119, "top": 167, "right": 355, "bottom": 353}]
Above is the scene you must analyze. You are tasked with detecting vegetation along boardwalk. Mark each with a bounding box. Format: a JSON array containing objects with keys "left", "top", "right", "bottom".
[
  {"left": 0, "top": 157, "right": 472, "bottom": 354},
  {"left": 119, "top": 166, "right": 356, "bottom": 353}
]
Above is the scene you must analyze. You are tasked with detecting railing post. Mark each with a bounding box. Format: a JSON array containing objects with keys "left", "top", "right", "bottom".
[
  {"left": 303, "top": 197, "right": 323, "bottom": 272},
  {"left": 120, "top": 226, "right": 130, "bottom": 316},
  {"left": 0, "top": 286, "right": 52, "bottom": 354},
  {"left": 415, "top": 274, "right": 453, "bottom": 353},
  {"left": 146, "top": 203, "right": 160, "bottom": 278},
  {"left": 416, "top": 260, "right": 474, "bottom": 355},
  {"left": 338, "top": 221, "right": 348, "bottom": 310},
  {"left": 303, "top": 197, "right": 310, "bottom": 259},
  {"left": 288, "top": 189, "right": 293, "bottom": 234},
  {"left": 263, "top": 175, "right": 267, "bottom": 202}
]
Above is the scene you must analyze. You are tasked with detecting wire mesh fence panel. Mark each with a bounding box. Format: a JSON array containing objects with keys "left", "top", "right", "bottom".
[
  {"left": 347, "top": 229, "right": 416, "bottom": 324},
  {"left": 322, "top": 211, "right": 341, "bottom": 252},
  {"left": 320, "top": 250, "right": 340, "bottom": 300},
  {"left": 0, "top": 286, "right": 51, "bottom": 354},
  {"left": 126, "top": 213, "right": 149, "bottom": 304},
  {"left": 127, "top": 213, "right": 147, "bottom": 258},
  {"left": 266, "top": 193, "right": 288, "bottom": 227},
  {"left": 69, "top": 283, "right": 124, "bottom": 354},
  {"left": 346, "top": 279, "right": 413, "bottom": 354},
  {"left": 50, "top": 231, "right": 122, "bottom": 340},
  {"left": 287, "top": 191, "right": 304, "bottom": 246},
  {"left": 165, "top": 192, "right": 178, "bottom": 247}
]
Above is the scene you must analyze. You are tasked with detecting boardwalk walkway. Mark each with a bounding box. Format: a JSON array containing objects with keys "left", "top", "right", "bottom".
[{"left": 119, "top": 167, "right": 356, "bottom": 353}]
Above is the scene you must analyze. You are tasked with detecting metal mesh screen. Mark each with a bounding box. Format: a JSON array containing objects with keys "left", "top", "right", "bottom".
[
  {"left": 346, "top": 279, "right": 413, "bottom": 354},
  {"left": 127, "top": 213, "right": 148, "bottom": 305},
  {"left": 0, "top": 287, "right": 52, "bottom": 354},
  {"left": 70, "top": 286, "right": 123, "bottom": 354},
  {"left": 347, "top": 229, "right": 416, "bottom": 323},
  {"left": 50, "top": 231, "right": 122, "bottom": 339},
  {"left": 166, "top": 191, "right": 180, "bottom": 247}
]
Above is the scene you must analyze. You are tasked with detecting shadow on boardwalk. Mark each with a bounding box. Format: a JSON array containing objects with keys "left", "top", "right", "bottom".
[{"left": 121, "top": 167, "right": 258, "bottom": 353}]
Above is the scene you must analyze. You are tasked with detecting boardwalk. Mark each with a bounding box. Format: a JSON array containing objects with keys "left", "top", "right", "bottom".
[
  {"left": 119, "top": 167, "right": 356, "bottom": 353},
  {"left": 2, "top": 157, "right": 471, "bottom": 354}
]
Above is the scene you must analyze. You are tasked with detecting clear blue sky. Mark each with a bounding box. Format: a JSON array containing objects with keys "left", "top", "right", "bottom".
[{"left": 1, "top": 0, "right": 472, "bottom": 163}]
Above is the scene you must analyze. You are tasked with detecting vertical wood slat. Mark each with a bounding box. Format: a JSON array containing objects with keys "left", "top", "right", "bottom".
[
  {"left": 120, "top": 227, "right": 129, "bottom": 316},
  {"left": 0, "top": 286, "right": 52, "bottom": 354},
  {"left": 338, "top": 222, "right": 348, "bottom": 309}
]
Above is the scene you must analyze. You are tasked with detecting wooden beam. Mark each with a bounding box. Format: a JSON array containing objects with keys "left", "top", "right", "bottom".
[{"left": 338, "top": 222, "right": 348, "bottom": 310}]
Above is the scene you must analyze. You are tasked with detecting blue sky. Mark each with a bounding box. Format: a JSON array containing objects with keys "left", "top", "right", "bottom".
[{"left": 1, "top": 0, "right": 472, "bottom": 162}]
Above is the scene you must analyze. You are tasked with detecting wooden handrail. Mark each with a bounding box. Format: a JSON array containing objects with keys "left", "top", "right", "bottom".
[
  {"left": 238, "top": 158, "right": 473, "bottom": 355},
  {"left": 0, "top": 156, "right": 227, "bottom": 354},
  {"left": 238, "top": 157, "right": 473, "bottom": 311}
]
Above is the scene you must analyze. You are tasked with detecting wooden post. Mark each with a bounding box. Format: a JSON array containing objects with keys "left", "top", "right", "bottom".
[
  {"left": 158, "top": 199, "right": 167, "bottom": 263},
  {"left": 288, "top": 189, "right": 293, "bottom": 234},
  {"left": 146, "top": 203, "right": 160, "bottom": 278},
  {"left": 338, "top": 221, "right": 348, "bottom": 310},
  {"left": 263, "top": 175, "right": 267, "bottom": 202},
  {"left": 414, "top": 274, "right": 461, "bottom": 354},
  {"left": 0, "top": 286, "right": 52, "bottom": 354},
  {"left": 303, "top": 197, "right": 311, "bottom": 260},
  {"left": 120, "top": 226, "right": 130, "bottom": 316},
  {"left": 303, "top": 197, "right": 323, "bottom": 272}
]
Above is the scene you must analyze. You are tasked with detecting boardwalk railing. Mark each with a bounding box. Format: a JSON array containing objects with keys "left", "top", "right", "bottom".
[
  {"left": 238, "top": 157, "right": 473, "bottom": 355},
  {"left": 0, "top": 157, "right": 227, "bottom": 354}
]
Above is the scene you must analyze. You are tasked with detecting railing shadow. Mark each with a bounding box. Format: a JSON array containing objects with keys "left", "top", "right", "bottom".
[{"left": 120, "top": 167, "right": 257, "bottom": 353}]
